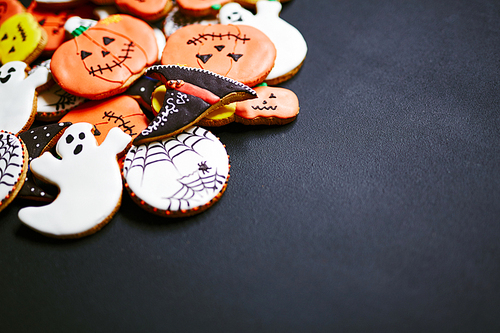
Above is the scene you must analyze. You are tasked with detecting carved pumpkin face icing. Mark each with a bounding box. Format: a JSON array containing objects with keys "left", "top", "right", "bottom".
[
  {"left": 235, "top": 86, "right": 299, "bottom": 125},
  {"left": 51, "top": 15, "right": 158, "bottom": 100},
  {"left": 161, "top": 24, "right": 276, "bottom": 87}
]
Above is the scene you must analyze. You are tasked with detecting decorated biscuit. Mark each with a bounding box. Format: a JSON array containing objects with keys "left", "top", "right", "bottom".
[
  {"left": 133, "top": 64, "right": 257, "bottom": 145},
  {"left": 0, "top": 61, "right": 50, "bottom": 134},
  {"left": 124, "top": 73, "right": 159, "bottom": 109},
  {"left": 17, "top": 122, "right": 72, "bottom": 201},
  {"left": 220, "top": 1, "right": 307, "bottom": 85},
  {"left": 0, "top": 0, "right": 25, "bottom": 27},
  {"left": 18, "top": 122, "right": 131, "bottom": 238},
  {"left": 115, "top": 0, "right": 173, "bottom": 21},
  {"left": 34, "top": 0, "right": 90, "bottom": 9},
  {"left": 0, "top": 12, "right": 47, "bottom": 64},
  {"left": 50, "top": 14, "right": 158, "bottom": 100},
  {"left": 176, "top": 0, "right": 291, "bottom": 17},
  {"left": 161, "top": 24, "right": 276, "bottom": 87},
  {"left": 234, "top": 85, "right": 299, "bottom": 125},
  {"left": 0, "top": 131, "right": 28, "bottom": 212},
  {"left": 163, "top": 4, "right": 217, "bottom": 37},
  {"left": 123, "top": 126, "right": 229, "bottom": 217},
  {"left": 60, "top": 95, "right": 149, "bottom": 145},
  {"left": 36, "top": 83, "right": 86, "bottom": 121}
]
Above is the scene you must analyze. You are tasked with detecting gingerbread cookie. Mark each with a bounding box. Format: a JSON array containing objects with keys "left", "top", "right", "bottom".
[
  {"left": 161, "top": 23, "right": 276, "bottom": 87},
  {"left": 115, "top": 0, "right": 173, "bottom": 21},
  {"left": 17, "top": 122, "right": 72, "bottom": 201},
  {"left": 133, "top": 64, "right": 257, "bottom": 145},
  {"left": 0, "top": 131, "right": 28, "bottom": 212},
  {"left": 0, "top": 61, "right": 50, "bottom": 134},
  {"left": 50, "top": 14, "right": 158, "bottom": 99},
  {"left": 0, "top": 12, "right": 47, "bottom": 64},
  {"left": 220, "top": 1, "right": 307, "bottom": 85},
  {"left": 234, "top": 85, "right": 299, "bottom": 125},
  {"left": 18, "top": 122, "right": 131, "bottom": 238},
  {"left": 123, "top": 126, "right": 229, "bottom": 217},
  {"left": 0, "top": 0, "right": 25, "bottom": 27},
  {"left": 60, "top": 95, "right": 149, "bottom": 145}
]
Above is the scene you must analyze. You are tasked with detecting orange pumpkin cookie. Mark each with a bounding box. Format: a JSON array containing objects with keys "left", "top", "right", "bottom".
[
  {"left": 60, "top": 95, "right": 149, "bottom": 145},
  {"left": 234, "top": 85, "right": 299, "bottom": 125},
  {"left": 115, "top": 0, "right": 173, "bottom": 21},
  {"left": 161, "top": 24, "right": 276, "bottom": 87},
  {"left": 176, "top": 0, "right": 291, "bottom": 17},
  {"left": 50, "top": 14, "right": 158, "bottom": 100}
]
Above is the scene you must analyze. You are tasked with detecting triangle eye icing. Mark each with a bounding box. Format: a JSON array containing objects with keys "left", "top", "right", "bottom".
[
  {"left": 103, "top": 37, "right": 115, "bottom": 45},
  {"left": 80, "top": 50, "right": 92, "bottom": 60},
  {"left": 227, "top": 53, "right": 243, "bottom": 61},
  {"left": 196, "top": 53, "right": 213, "bottom": 64},
  {"left": 214, "top": 45, "right": 225, "bottom": 52},
  {"left": 269, "top": 93, "right": 277, "bottom": 98},
  {"left": 102, "top": 51, "right": 110, "bottom": 57}
]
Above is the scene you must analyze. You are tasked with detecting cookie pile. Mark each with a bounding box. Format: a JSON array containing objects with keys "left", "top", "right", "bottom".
[{"left": 0, "top": 0, "right": 307, "bottom": 238}]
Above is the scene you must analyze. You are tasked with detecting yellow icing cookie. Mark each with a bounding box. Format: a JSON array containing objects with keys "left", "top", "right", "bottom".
[{"left": 0, "top": 13, "right": 47, "bottom": 65}]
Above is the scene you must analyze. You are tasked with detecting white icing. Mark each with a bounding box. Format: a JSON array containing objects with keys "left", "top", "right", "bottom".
[
  {"left": 0, "top": 132, "right": 24, "bottom": 204},
  {"left": 0, "top": 61, "right": 50, "bottom": 134},
  {"left": 37, "top": 83, "right": 86, "bottom": 114},
  {"left": 153, "top": 27, "right": 166, "bottom": 63},
  {"left": 219, "top": 1, "right": 308, "bottom": 81},
  {"left": 18, "top": 123, "right": 131, "bottom": 237},
  {"left": 140, "top": 91, "right": 189, "bottom": 136},
  {"left": 64, "top": 16, "right": 97, "bottom": 35},
  {"left": 123, "top": 126, "right": 229, "bottom": 212}
]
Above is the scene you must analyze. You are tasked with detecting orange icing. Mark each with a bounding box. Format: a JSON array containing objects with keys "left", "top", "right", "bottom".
[
  {"left": 0, "top": 13, "right": 45, "bottom": 64},
  {"left": 0, "top": 0, "right": 25, "bottom": 26},
  {"left": 235, "top": 86, "right": 299, "bottom": 119},
  {"left": 161, "top": 24, "right": 276, "bottom": 86},
  {"left": 115, "top": 0, "right": 170, "bottom": 19}
]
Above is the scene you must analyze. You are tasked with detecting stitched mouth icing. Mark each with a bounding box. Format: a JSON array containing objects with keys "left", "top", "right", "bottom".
[
  {"left": 86, "top": 41, "right": 135, "bottom": 76},
  {"left": 251, "top": 105, "right": 277, "bottom": 111}
]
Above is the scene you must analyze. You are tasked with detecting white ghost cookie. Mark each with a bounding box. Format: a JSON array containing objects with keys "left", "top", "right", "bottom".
[
  {"left": 219, "top": 0, "right": 308, "bottom": 85},
  {"left": 18, "top": 122, "right": 131, "bottom": 238},
  {"left": 0, "top": 61, "right": 50, "bottom": 134}
]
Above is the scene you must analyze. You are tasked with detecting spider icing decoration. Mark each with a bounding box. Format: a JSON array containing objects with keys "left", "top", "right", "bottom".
[
  {"left": 0, "top": 131, "right": 28, "bottom": 212},
  {"left": 18, "top": 122, "right": 72, "bottom": 201},
  {"left": 234, "top": 85, "right": 299, "bottom": 125},
  {"left": 219, "top": 0, "right": 308, "bottom": 85},
  {"left": 18, "top": 122, "right": 131, "bottom": 238},
  {"left": 133, "top": 64, "right": 257, "bottom": 145},
  {"left": 50, "top": 14, "right": 158, "bottom": 100},
  {"left": 60, "top": 95, "right": 149, "bottom": 145},
  {"left": 0, "top": 12, "right": 47, "bottom": 64},
  {"left": 0, "top": 61, "right": 50, "bottom": 134},
  {"left": 123, "top": 126, "right": 230, "bottom": 217},
  {"left": 160, "top": 23, "right": 276, "bottom": 87}
]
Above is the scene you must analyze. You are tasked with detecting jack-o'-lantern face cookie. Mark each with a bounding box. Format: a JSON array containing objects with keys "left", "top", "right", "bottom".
[
  {"left": 0, "top": 0, "right": 25, "bottom": 26},
  {"left": 50, "top": 14, "right": 158, "bottom": 100},
  {"left": 0, "top": 12, "right": 47, "bottom": 64},
  {"left": 61, "top": 95, "right": 149, "bottom": 145},
  {"left": 161, "top": 24, "right": 276, "bottom": 87},
  {"left": 234, "top": 85, "right": 299, "bottom": 125}
]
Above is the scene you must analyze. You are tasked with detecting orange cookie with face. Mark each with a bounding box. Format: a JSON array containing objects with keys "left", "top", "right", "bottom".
[
  {"left": 115, "top": 0, "right": 173, "bottom": 21},
  {"left": 234, "top": 85, "right": 299, "bottom": 125},
  {"left": 50, "top": 14, "right": 158, "bottom": 100},
  {"left": 176, "top": 0, "right": 290, "bottom": 17},
  {"left": 161, "top": 24, "right": 276, "bottom": 87},
  {"left": 60, "top": 95, "right": 149, "bottom": 145},
  {"left": 0, "top": 0, "right": 25, "bottom": 26}
]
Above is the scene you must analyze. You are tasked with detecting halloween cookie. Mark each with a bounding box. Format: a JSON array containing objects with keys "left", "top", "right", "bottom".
[
  {"left": 123, "top": 126, "right": 229, "bottom": 217},
  {"left": 115, "top": 0, "right": 173, "bottom": 21},
  {"left": 0, "top": 12, "right": 47, "bottom": 64},
  {"left": 0, "top": 0, "right": 25, "bottom": 27},
  {"left": 133, "top": 64, "right": 257, "bottom": 145},
  {"left": 17, "top": 122, "right": 72, "bottom": 201},
  {"left": 0, "top": 61, "right": 50, "bottom": 134},
  {"left": 34, "top": 0, "right": 90, "bottom": 9},
  {"left": 50, "top": 14, "right": 158, "bottom": 100},
  {"left": 163, "top": 4, "right": 217, "bottom": 37},
  {"left": 220, "top": 1, "right": 307, "bottom": 85},
  {"left": 234, "top": 85, "right": 299, "bottom": 125},
  {"left": 176, "top": 0, "right": 290, "bottom": 17},
  {"left": 36, "top": 83, "right": 86, "bottom": 121},
  {"left": 60, "top": 95, "right": 149, "bottom": 145},
  {"left": 124, "top": 73, "right": 159, "bottom": 109},
  {"left": 0, "top": 131, "right": 28, "bottom": 212},
  {"left": 160, "top": 23, "right": 276, "bottom": 87},
  {"left": 18, "top": 122, "right": 131, "bottom": 238}
]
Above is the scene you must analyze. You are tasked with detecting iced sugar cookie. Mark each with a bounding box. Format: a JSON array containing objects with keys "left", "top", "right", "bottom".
[
  {"left": 176, "top": 0, "right": 290, "bottom": 17},
  {"left": 115, "top": 0, "right": 173, "bottom": 21},
  {"left": 60, "top": 95, "right": 149, "bottom": 145},
  {"left": 0, "top": 0, "right": 25, "bottom": 26},
  {"left": 36, "top": 83, "right": 86, "bottom": 121},
  {"left": 0, "top": 12, "right": 47, "bottom": 64},
  {"left": 124, "top": 73, "right": 159, "bottom": 109},
  {"left": 0, "top": 131, "right": 28, "bottom": 212},
  {"left": 50, "top": 14, "right": 158, "bottom": 100},
  {"left": 0, "top": 61, "right": 50, "bottom": 134},
  {"left": 133, "top": 64, "right": 257, "bottom": 145},
  {"left": 123, "top": 126, "right": 229, "bottom": 217},
  {"left": 234, "top": 85, "right": 299, "bottom": 125},
  {"left": 163, "top": 4, "right": 217, "bottom": 37},
  {"left": 161, "top": 24, "right": 276, "bottom": 87},
  {"left": 17, "top": 122, "right": 72, "bottom": 201},
  {"left": 18, "top": 122, "right": 131, "bottom": 238},
  {"left": 220, "top": 1, "right": 307, "bottom": 85}
]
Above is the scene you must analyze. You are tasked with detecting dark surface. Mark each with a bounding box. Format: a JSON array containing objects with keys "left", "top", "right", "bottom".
[{"left": 2, "top": 0, "right": 500, "bottom": 332}]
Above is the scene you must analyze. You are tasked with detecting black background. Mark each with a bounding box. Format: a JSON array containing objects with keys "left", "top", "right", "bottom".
[{"left": 2, "top": 0, "right": 500, "bottom": 332}]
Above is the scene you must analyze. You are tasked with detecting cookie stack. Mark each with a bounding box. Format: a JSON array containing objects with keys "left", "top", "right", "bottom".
[{"left": 0, "top": 0, "right": 307, "bottom": 238}]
